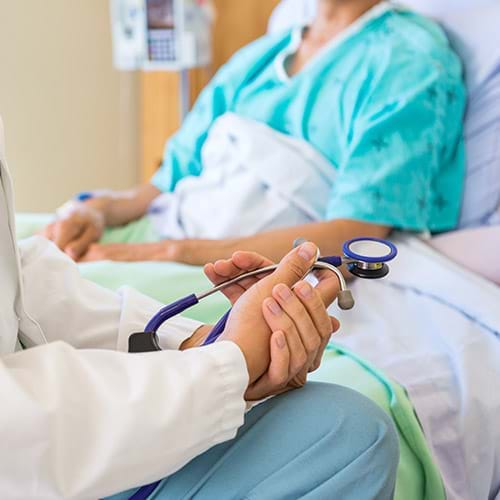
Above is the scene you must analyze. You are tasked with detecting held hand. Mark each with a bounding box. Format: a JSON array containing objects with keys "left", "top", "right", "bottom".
[
  {"left": 204, "top": 249, "right": 342, "bottom": 309},
  {"left": 219, "top": 242, "right": 340, "bottom": 386},
  {"left": 40, "top": 203, "right": 104, "bottom": 260},
  {"left": 245, "top": 281, "right": 340, "bottom": 401},
  {"left": 204, "top": 251, "right": 274, "bottom": 305}
]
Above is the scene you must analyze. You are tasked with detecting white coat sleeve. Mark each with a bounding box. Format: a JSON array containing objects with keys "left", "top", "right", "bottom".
[
  {"left": 17, "top": 237, "right": 203, "bottom": 351},
  {"left": 0, "top": 238, "right": 248, "bottom": 499}
]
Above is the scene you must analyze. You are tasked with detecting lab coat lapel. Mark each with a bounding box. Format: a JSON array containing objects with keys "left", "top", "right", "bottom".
[
  {"left": 0, "top": 117, "right": 20, "bottom": 241},
  {"left": 0, "top": 115, "right": 47, "bottom": 347}
]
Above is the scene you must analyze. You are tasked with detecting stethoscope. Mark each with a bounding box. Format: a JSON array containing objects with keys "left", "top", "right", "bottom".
[
  {"left": 128, "top": 236, "right": 397, "bottom": 352},
  {"left": 127, "top": 236, "right": 397, "bottom": 500}
]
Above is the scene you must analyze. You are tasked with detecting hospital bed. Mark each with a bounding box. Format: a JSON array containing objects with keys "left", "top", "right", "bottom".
[{"left": 15, "top": 1, "right": 500, "bottom": 499}]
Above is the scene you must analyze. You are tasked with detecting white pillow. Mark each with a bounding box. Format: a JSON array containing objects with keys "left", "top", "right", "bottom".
[
  {"left": 429, "top": 225, "right": 500, "bottom": 285},
  {"left": 436, "top": 3, "right": 500, "bottom": 228},
  {"left": 269, "top": 0, "right": 500, "bottom": 229}
]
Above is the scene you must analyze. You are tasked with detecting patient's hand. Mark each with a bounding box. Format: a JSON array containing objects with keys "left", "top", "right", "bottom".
[
  {"left": 41, "top": 204, "right": 104, "bottom": 260},
  {"left": 204, "top": 251, "right": 274, "bottom": 304},
  {"left": 204, "top": 250, "right": 339, "bottom": 308},
  {"left": 218, "top": 243, "right": 340, "bottom": 396}
]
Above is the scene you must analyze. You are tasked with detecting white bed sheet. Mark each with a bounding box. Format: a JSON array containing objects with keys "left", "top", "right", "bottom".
[{"left": 331, "top": 234, "right": 500, "bottom": 500}]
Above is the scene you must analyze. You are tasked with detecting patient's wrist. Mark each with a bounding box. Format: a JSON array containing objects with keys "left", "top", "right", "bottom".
[
  {"left": 55, "top": 199, "right": 105, "bottom": 230},
  {"left": 172, "top": 238, "right": 241, "bottom": 266}
]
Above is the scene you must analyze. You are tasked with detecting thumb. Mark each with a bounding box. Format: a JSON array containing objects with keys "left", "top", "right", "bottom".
[{"left": 259, "top": 242, "right": 318, "bottom": 291}]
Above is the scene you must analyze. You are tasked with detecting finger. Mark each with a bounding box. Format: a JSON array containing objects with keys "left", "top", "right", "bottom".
[
  {"left": 330, "top": 315, "right": 341, "bottom": 334},
  {"left": 253, "top": 242, "right": 318, "bottom": 302},
  {"left": 214, "top": 256, "right": 271, "bottom": 288},
  {"left": 312, "top": 268, "right": 341, "bottom": 308},
  {"left": 294, "top": 281, "right": 333, "bottom": 343},
  {"left": 262, "top": 298, "right": 307, "bottom": 377},
  {"left": 64, "top": 224, "right": 99, "bottom": 260},
  {"left": 204, "top": 262, "right": 248, "bottom": 303},
  {"left": 310, "top": 317, "right": 340, "bottom": 372},
  {"left": 78, "top": 244, "right": 102, "bottom": 262},
  {"left": 230, "top": 251, "right": 274, "bottom": 271},
  {"left": 244, "top": 331, "right": 290, "bottom": 401},
  {"left": 211, "top": 252, "right": 273, "bottom": 281},
  {"left": 310, "top": 333, "right": 330, "bottom": 373},
  {"left": 267, "top": 330, "right": 291, "bottom": 385},
  {"left": 272, "top": 283, "right": 321, "bottom": 364},
  {"left": 203, "top": 262, "right": 225, "bottom": 285},
  {"left": 213, "top": 259, "right": 257, "bottom": 291},
  {"left": 204, "top": 253, "right": 275, "bottom": 304},
  {"left": 53, "top": 220, "right": 82, "bottom": 250}
]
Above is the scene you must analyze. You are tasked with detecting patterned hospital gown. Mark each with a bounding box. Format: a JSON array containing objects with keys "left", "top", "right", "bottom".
[{"left": 152, "top": 2, "right": 466, "bottom": 233}]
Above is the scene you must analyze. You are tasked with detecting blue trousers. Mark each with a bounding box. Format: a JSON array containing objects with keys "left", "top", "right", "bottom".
[{"left": 110, "top": 383, "right": 399, "bottom": 499}]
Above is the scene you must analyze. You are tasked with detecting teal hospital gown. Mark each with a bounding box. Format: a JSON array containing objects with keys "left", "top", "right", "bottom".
[{"left": 151, "top": 3, "right": 466, "bottom": 232}]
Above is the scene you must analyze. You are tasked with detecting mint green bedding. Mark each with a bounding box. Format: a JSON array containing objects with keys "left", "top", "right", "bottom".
[{"left": 17, "top": 213, "right": 445, "bottom": 500}]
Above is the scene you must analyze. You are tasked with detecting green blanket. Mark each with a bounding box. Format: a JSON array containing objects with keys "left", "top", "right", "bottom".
[{"left": 17, "top": 214, "right": 445, "bottom": 500}]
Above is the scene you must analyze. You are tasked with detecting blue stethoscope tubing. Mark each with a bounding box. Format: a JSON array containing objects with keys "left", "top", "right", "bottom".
[{"left": 129, "top": 237, "right": 396, "bottom": 500}]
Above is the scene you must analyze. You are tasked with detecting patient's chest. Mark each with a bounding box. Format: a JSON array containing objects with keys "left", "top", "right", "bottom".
[{"left": 231, "top": 44, "right": 366, "bottom": 171}]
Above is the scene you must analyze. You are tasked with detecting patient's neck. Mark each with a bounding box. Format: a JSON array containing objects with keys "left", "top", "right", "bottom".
[
  {"left": 287, "top": 0, "right": 381, "bottom": 77},
  {"left": 309, "top": 0, "right": 381, "bottom": 42}
]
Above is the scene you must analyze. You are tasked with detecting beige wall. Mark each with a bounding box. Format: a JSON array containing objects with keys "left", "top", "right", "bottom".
[{"left": 0, "top": 0, "right": 139, "bottom": 212}]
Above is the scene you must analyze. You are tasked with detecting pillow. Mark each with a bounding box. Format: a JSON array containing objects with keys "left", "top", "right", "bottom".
[
  {"left": 434, "top": 3, "right": 500, "bottom": 228},
  {"left": 268, "top": 0, "right": 500, "bottom": 229},
  {"left": 429, "top": 226, "right": 500, "bottom": 285}
]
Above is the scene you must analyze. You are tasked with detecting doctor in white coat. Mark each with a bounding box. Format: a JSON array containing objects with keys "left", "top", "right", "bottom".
[{"left": 0, "top": 116, "right": 398, "bottom": 500}]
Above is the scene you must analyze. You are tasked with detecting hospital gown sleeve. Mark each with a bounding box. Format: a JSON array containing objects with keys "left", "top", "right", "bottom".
[
  {"left": 0, "top": 237, "right": 248, "bottom": 499},
  {"left": 151, "top": 35, "right": 281, "bottom": 193},
  {"left": 326, "top": 56, "right": 466, "bottom": 232}
]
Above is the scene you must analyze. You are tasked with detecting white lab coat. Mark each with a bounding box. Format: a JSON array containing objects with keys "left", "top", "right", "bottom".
[{"left": 0, "top": 117, "right": 248, "bottom": 499}]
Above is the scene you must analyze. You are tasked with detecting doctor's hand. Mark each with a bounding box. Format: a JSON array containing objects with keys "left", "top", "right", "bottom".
[
  {"left": 244, "top": 283, "right": 340, "bottom": 401},
  {"left": 40, "top": 203, "right": 104, "bottom": 260},
  {"left": 218, "top": 242, "right": 340, "bottom": 395}
]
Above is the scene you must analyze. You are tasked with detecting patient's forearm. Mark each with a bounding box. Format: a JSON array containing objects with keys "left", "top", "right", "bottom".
[
  {"left": 85, "top": 183, "right": 161, "bottom": 227},
  {"left": 176, "top": 219, "right": 390, "bottom": 265}
]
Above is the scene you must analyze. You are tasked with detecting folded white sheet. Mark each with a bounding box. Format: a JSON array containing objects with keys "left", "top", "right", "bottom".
[{"left": 148, "top": 113, "right": 336, "bottom": 239}]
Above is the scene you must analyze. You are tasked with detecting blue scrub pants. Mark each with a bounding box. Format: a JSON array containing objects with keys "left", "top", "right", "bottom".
[{"left": 110, "top": 383, "right": 399, "bottom": 500}]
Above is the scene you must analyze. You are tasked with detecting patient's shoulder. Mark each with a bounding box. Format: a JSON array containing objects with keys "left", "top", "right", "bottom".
[
  {"left": 362, "top": 9, "right": 464, "bottom": 93},
  {"left": 382, "top": 9, "right": 461, "bottom": 70}
]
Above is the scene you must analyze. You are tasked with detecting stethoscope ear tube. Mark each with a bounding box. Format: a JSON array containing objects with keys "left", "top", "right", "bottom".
[
  {"left": 203, "top": 310, "right": 231, "bottom": 346},
  {"left": 145, "top": 294, "right": 199, "bottom": 333}
]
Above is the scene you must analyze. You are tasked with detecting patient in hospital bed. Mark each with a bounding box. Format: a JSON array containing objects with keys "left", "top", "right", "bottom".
[{"left": 37, "top": 0, "right": 465, "bottom": 265}]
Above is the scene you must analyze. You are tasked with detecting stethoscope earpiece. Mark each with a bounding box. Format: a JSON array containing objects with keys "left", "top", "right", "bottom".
[{"left": 337, "top": 289, "right": 355, "bottom": 310}]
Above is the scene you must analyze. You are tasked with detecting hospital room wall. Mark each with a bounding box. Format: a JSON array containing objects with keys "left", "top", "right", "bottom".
[{"left": 0, "top": 0, "right": 139, "bottom": 212}]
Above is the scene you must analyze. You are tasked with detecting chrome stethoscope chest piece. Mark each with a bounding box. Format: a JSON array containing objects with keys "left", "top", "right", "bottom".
[{"left": 343, "top": 237, "right": 398, "bottom": 279}]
